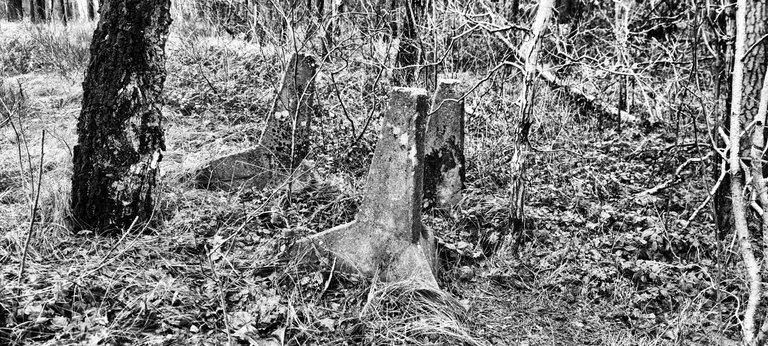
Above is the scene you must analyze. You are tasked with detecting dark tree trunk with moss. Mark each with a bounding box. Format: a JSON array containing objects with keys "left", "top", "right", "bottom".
[
  {"left": 8, "top": 0, "right": 23, "bottom": 20},
  {"left": 71, "top": 0, "right": 172, "bottom": 233}
]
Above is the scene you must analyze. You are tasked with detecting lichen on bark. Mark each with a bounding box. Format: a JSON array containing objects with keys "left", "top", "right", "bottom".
[{"left": 71, "top": 0, "right": 172, "bottom": 232}]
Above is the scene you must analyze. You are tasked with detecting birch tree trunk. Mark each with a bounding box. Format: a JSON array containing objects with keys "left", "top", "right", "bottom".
[
  {"left": 729, "top": 0, "right": 764, "bottom": 343},
  {"left": 753, "top": 43, "right": 768, "bottom": 346},
  {"left": 508, "top": 0, "right": 554, "bottom": 253},
  {"left": 70, "top": 0, "right": 172, "bottom": 233}
]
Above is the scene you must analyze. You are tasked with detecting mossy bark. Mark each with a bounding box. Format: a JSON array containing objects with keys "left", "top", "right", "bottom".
[{"left": 71, "top": 0, "right": 172, "bottom": 233}]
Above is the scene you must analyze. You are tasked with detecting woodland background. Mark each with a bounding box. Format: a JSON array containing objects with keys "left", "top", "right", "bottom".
[{"left": 0, "top": 0, "right": 754, "bottom": 345}]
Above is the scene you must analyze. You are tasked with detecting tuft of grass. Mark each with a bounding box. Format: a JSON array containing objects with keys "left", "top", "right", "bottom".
[
  {"left": 359, "top": 280, "right": 486, "bottom": 346},
  {"left": 25, "top": 22, "right": 93, "bottom": 76},
  {"left": 0, "top": 22, "right": 93, "bottom": 77}
]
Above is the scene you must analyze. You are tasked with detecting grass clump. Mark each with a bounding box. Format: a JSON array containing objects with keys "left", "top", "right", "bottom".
[
  {"left": 26, "top": 22, "right": 93, "bottom": 76},
  {"left": 358, "top": 281, "right": 484, "bottom": 346},
  {"left": 0, "top": 22, "right": 92, "bottom": 77}
]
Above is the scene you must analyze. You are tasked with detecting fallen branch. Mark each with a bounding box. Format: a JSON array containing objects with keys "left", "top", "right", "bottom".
[
  {"left": 476, "top": 8, "right": 638, "bottom": 123},
  {"left": 637, "top": 152, "right": 713, "bottom": 196},
  {"left": 683, "top": 158, "right": 727, "bottom": 228}
]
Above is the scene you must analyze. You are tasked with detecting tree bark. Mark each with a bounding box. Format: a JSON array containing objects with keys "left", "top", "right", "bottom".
[
  {"left": 29, "top": 0, "right": 35, "bottom": 21},
  {"left": 31, "top": 0, "right": 45, "bottom": 22},
  {"left": 393, "top": 0, "right": 425, "bottom": 86},
  {"left": 7, "top": 0, "right": 23, "bottom": 20},
  {"left": 323, "top": 0, "right": 344, "bottom": 55},
  {"left": 729, "top": 0, "right": 763, "bottom": 343},
  {"left": 614, "top": 0, "right": 632, "bottom": 132},
  {"left": 508, "top": 0, "right": 554, "bottom": 253},
  {"left": 71, "top": 0, "right": 172, "bottom": 233},
  {"left": 87, "top": 0, "right": 96, "bottom": 20},
  {"left": 712, "top": 2, "right": 734, "bottom": 245},
  {"left": 743, "top": 0, "right": 767, "bottom": 123},
  {"left": 59, "top": 0, "right": 68, "bottom": 25},
  {"left": 753, "top": 44, "right": 768, "bottom": 345}
]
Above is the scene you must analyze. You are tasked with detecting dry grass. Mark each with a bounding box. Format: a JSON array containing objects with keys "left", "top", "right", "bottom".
[{"left": 357, "top": 280, "right": 484, "bottom": 345}]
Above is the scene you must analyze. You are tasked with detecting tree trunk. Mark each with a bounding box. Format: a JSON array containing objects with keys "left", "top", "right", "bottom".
[
  {"left": 87, "top": 0, "right": 96, "bottom": 20},
  {"left": 8, "top": 0, "right": 23, "bottom": 20},
  {"left": 323, "top": 0, "right": 343, "bottom": 56},
  {"left": 508, "top": 0, "right": 554, "bottom": 253},
  {"left": 70, "top": 0, "right": 172, "bottom": 233},
  {"left": 393, "top": 0, "right": 425, "bottom": 86},
  {"left": 31, "top": 0, "right": 45, "bottom": 22},
  {"left": 712, "top": 1, "right": 734, "bottom": 244},
  {"left": 723, "top": 0, "right": 768, "bottom": 342},
  {"left": 614, "top": 0, "right": 632, "bottom": 132},
  {"left": 743, "top": 0, "right": 767, "bottom": 124},
  {"left": 59, "top": 0, "right": 68, "bottom": 25},
  {"left": 29, "top": 0, "right": 35, "bottom": 21}
]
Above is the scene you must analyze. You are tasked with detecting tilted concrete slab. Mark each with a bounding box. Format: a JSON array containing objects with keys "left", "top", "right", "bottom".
[
  {"left": 295, "top": 87, "right": 438, "bottom": 288},
  {"left": 424, "top": 79, "right": 465, "bottom": 209}
]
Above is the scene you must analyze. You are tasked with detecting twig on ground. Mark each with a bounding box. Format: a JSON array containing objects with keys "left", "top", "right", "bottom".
[
  {"left": 329, "top": 70, "right": 354, "bottom": 136},
  {"left": 637, "top": 152, "right": 713, "bottom": 196},
  {"left": 317, "top": 257, "right": 336, "bottom": 301},
  {"left": 207, "top": 246, "right": 234, "bottom": 346},
  {"left": 81, "top": 217, "right": 139, "bottom": 278},
  {"left": 18, "top": 130, "right": 45, "bottom": 281},
  {"left": 684, "top": 159, "right": 727, "bottom": 228}
]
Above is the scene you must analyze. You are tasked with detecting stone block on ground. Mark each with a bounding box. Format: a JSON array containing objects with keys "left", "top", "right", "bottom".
[
  {"left": 423, "top": 79, "right": 465, "bottom": 209},
  {"left": 195, "top": 53, "right": 318, "bottom": 191},
  {"left": 293, "top": 87, "right": 438, "bottom": 288}
]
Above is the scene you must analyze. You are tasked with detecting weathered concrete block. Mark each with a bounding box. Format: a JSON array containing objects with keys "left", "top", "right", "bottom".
[
  {"left": 423, "top": 79, "right": 465, "bottom": 209},
  {"left": 260, "top": 53, "right": 317, "bottom": 168},
  {"left": 194, "top": 146, "right": 279, "bottom": 191},
  {"left": 294, "top": 87, "right": 438, "bottom": 288},
  {"left": 195, "top": 53, "right": 318, "bottom": 191}
]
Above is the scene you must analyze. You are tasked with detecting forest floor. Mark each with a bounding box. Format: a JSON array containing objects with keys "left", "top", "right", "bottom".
[{"left": 0, "top": 20, "right": 736, "bottom": 345}]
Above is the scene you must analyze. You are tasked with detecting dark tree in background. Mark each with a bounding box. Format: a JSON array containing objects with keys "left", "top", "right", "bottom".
[
  {"left": 87, "top": 0, "right": 96, "bottom": 19},
  {"left": 30, "top": 0, "right": 45, "bottom": 22},
  {"left": 7, "top": 0, "right": 23, "bottom": 20},
  {"left": 71, "top": 0, "right": 172, "bottom": 233},
  {"left": 59, "top": 0, "right": 68, "bottom": 25}
]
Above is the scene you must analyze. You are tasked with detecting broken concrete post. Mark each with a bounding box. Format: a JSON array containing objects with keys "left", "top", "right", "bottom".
[
  {"left": 260, "top": 53, "right": 317, "bottom": 169},
  {"left": 295, "top": 87, "right": 439, "bottom": 288},
  {"left": 196, "top": 53, "right": 318, "bottom": 191},
  {"left": 423, "top": 79, "right": 465, "bottom": 209}
]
